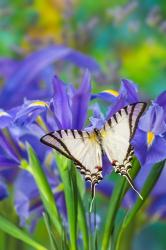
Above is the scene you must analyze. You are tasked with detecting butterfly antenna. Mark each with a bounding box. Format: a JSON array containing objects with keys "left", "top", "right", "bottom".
[
  {"left": 124, "top": 173, "right": 143, "bottom": 200},
  {"left": 89, "top": 182, "right": 96, "bottom": 213}
]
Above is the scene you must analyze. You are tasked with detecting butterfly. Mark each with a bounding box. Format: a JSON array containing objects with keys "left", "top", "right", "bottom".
[{"left": 40, "top": 102, "right": 147, "bottom": 210}]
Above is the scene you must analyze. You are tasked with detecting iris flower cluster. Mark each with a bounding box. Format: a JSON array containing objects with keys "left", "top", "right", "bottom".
[
  {"left": 0, "top": 46, "right": 166, "bottom": 249},
  {"left": 0, "top": 71, "right": 166, "bottom": 229}
]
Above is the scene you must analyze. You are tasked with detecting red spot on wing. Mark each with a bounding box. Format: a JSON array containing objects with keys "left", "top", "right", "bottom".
[
  {"left": 95, "top": 166, "right": 102, "bottom": 171},
  {"left": 112, "top": 160, "right": 118, "bottom": 166}
]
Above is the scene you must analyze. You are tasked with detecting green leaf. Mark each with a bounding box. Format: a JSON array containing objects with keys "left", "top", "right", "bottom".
[
  {"left": 115, "top": 160, "right": 165, "bottom": 250},
  {"left": 77, "top": 185, "right": 89, "bottom": 250},
  {"left": 56, "top": 154, "right": 78, "bottom": 250},
  {"left": 56, "top": 153, "right": 89, "bottom": 250},
  {"left": 0, "top": 214, "right": 46, "bottom": 250},
  {"left": 101, "top": 158, "right": 141, "bottom": 250},
  {"left": 26, "top": 143, "right": 62, "bottom": 237},
  {"left": 43, "top": 213, "right": 58, "bottom": 250}
]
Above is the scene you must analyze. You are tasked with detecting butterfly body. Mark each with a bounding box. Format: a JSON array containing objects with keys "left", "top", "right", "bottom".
[{"left": 41, "top": 102, "right": 147, "bottom": 203}]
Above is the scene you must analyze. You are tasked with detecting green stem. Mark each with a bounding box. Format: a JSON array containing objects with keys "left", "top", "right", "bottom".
[
  {"left": 101, "top": 159, "right": 141, "bottom": 250},
  {"left": 115, "top": 160, "right": 165, "bottom": 250},
  {"left": 0, "top": 215, "right": 47, "bottom": 250},
  {"left": 25, "top": 144, "right": 63, "bottom": 238},
  {"left": 56, "top": 155, "right": 77, "bottom": 250}
]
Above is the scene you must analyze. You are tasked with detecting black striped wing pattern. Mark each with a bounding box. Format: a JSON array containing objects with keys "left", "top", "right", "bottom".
[
  {"left": 40, "top": 129, "right": 103, "bottom": 184},
  {"left": 100, "top": 102, "right": 147, "bottom": 198},
  {"left": 40, "top": 102, "right": 146, "bottom": 200}
]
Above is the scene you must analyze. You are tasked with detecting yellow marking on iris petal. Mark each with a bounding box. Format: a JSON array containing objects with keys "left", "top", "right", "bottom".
[
  {"left": 103, "top": 89, "right": 119, "bottom": 97},
  {"left": 28, "top": 101, "right": 48, "bottom": 108},
  {"left": 0, "top": 111, "right": 10, "bottom": 117},
  {"left": 147, "top": 131, "right": 155, "bottom": 146},
  {"left": 36, "top": 116, "right": 48, "bottom": 132}
]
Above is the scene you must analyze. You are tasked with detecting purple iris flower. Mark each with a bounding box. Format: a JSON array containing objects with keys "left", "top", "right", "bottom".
[
  {"left": 2, "top": 71, "right": 92, "bottom": 228},
  {"left": 132, "top": 91, "right": 166, "bottom": 166},
  {"left": 50, "top": 70, "right": 91, "bottom": 130},
  {"left": 93, "top": 78, "right": 139, "bottom": 106},
  {"left": 92, "top": 78, "right": 140, "bottom": 119}
]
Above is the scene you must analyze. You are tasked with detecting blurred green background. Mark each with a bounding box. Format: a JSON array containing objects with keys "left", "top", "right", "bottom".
[
  {"left": 1, "top": 0, "right": 166, "bottom": 97},
  {"left": 0, "top": 0, "right": 166, "bottom": 249}
]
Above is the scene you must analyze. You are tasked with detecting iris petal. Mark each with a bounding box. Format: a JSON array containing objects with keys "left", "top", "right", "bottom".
[{"left": 139, "top": 103, "right": 166, "bottom": 134}]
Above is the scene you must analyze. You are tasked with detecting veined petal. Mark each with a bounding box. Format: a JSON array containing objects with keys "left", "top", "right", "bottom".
[
  {"left": 132, "top": 129, "right": 166, "bottom": 166},
  {"left": 139, "top": 103, "right": 166, "bottom": 134},
  {"left": 107, "top": 94, "right": 127, "bottom": 117},
  {"left": 145, "top": 135, "right": 166, "bottom": 165},
  {"left": 28, "top": 101, "right": 48, "bottom": 108},
  {"left": 71, "top": 70, "right": 91, "bottom": 129},
  {"left": 120, "top": 79, "right": 139, "bottom": 103},
  {"left": 13, "top": 100, "right": 48, "bottom": 126},
  {"left": 52, "top": 76, "right": 72, "bottom": 129},
  {"left": 132, "top": 129, "right": 147, "bottom": 165},
  {"left": 107, "top": 78, "right": 140, "bottom": 117},
  {"left": 91, "top": 90, "right": 118, "bottom": 103}
]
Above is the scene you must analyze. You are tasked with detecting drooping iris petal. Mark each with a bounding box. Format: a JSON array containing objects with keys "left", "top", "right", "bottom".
[
  {"left": 145, "top": 136, "right": 166, "bottom": 165},
  {"left": 71, "top": 70, "right": 91, "bottom": 129},
  {"left": 132, "top": 129, "right": 166, "bottom": 166},
  {"left": 91, "top": 90, "right": 118, "bottom": 103},
  {"left": 13, "top": 100, "right": 48, "bottom": 126}
]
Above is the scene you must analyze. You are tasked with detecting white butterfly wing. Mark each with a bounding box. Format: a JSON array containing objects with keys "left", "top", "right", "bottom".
[
  {"left": 40, "top": 129, "right": 103, "bottom": 184},
  {"left": 101, "top": 102, "right": 147, "bottom": 169},
  {"left": 100, "top": 102, "right": 146, "bottom": 199}
]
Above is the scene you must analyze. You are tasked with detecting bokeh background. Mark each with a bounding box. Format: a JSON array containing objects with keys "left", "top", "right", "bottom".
[{"left": 0, "top": 1, "right": 166, "bottom": 250}]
